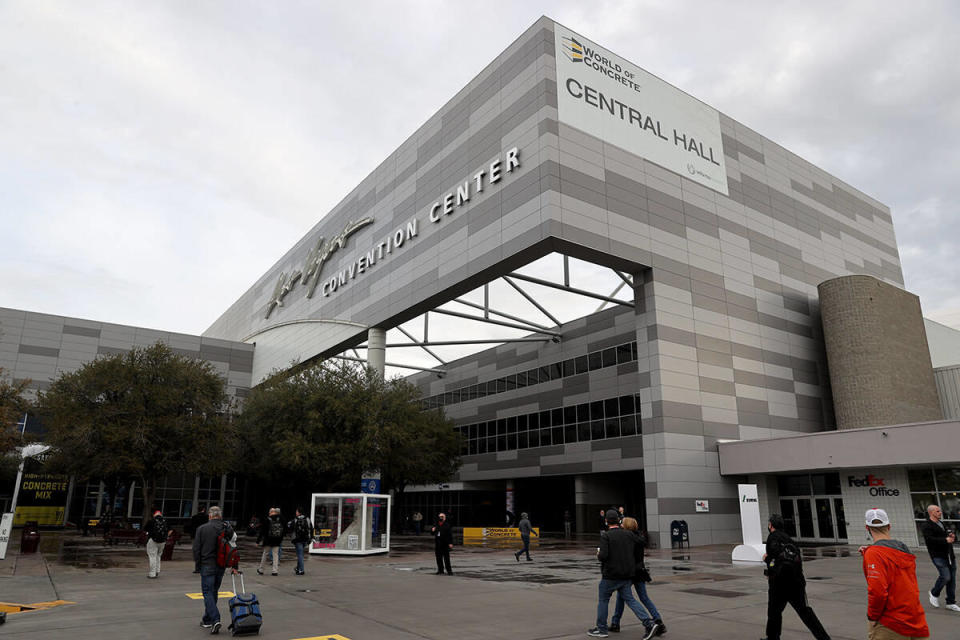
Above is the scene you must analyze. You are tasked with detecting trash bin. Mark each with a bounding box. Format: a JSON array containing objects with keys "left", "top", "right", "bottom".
[
  {"left": 20, "top": 520, "right": 40, "bottom": 554},
  {"left": 161, "top": 530, "right": 180, "bottom": 561}
]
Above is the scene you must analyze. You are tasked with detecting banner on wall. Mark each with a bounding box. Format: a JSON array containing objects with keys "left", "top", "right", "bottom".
[{"left": 554, "top": 23, "right": 728, "bottom": 196}]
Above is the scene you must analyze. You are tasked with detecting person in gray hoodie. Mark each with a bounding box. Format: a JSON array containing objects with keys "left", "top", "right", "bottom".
[{"left": 514, "top": 512, "right": 539, "bottom": 562}]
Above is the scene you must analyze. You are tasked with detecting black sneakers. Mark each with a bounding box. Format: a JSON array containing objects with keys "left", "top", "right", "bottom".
[
  {"left": 586, "top": 628, "right": 609, "bottom": 638},
  {"left": 210, "top": 620, "right": 221, "bottom": 635},
  {"left": 655, "top": 620, "right": 667, "bottom": 635},
  {"left": 608, "top": 623, "right": 620, "bottom": 632},
  {"left": 642, "top": 624, "right": 658, "bottom": 640}
]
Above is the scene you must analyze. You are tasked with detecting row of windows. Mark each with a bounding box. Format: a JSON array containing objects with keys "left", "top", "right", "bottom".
[
  {"left": 455, "top": 394, "right": 642, "bottom": 456},
  {"left": 910, "top": 467, "right": 960, "bottom": 521},
  {"left": 422, "top": 341, "right": 638, "bottom": 410}
]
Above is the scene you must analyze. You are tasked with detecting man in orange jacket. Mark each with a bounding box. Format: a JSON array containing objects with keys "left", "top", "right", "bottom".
[{"left": 862, "top": 508, "right": 930, "bottom": 639}]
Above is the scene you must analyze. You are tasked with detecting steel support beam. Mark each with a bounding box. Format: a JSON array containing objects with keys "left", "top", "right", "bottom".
[
  {"left": 504, "top": 272, "right": 634, "bottom": 307},
  {"left": 502, "top": 276, "right": 562, "bottom": 326},
  {"left": 430, "top": 307, "right": 562, "bottom": 337}
]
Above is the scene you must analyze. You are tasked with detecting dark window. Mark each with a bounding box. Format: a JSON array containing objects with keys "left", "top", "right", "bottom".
[
  {"left": 811, "top": 473, "right": 841, "bottom": 495},
  {"left": 529, "top": 413, "right": 540, "bottom": 430},
  {"left": 526, "top": 368, "right": 539, "bottom": 385},
  {"left": 548, "top": 362, "right": 562, "bottom": 379},
  {"left": 517, "top": 432, "right": 528, "bottom": 449},
  {"left": 507, "top": 434, "right": 517, "bottom": 450},
  {"left": 517, "top": 414, "right": 527, "bottom": 431},
  {"left": 539, "top": 428, "right": 551, "bottom": 447},
  {"left": 564, "top": 406, "right": 577, "bottom": 426},
  {"left": 496, "top": 378, "right": 506, "bottom": 393},
  {"left": 539, "top": 411, "right": 550, "bottom": 428},
  {"left": 909, "top": 468, "right": 935, "bottom": 492},
  {"left": 590, "top": 401, "right": 604, "bottom": 421},
  {"left": 588, "top": 351, "right": 602, "bottom": 371},
  {"left": 578, "top": 422, "right": 592, "bottom": 441},
  {"left": 619, "top": 395, "right": 636, "bottom": 415},
  {"left": 605, "top": 397, "right": 620, "bottom": 418},
  {"left": 516, "top": 371, "right": 527, "bottom": 388},
  {"left": 505, "top": 375, "right": 517, "bottom": 391},
  {"left": 777, "top": 475, "right": 811, "bottom": 497},
  {"left": 617, "top": 343, "right": 632, "bottom": 364},
  {"left": 562, "top": 359, "right": 575, "bottom": 377},
  {"left": 601, "top": 347, "right": 617, "bottom": 367},
  {"left": 507, "top": 416, "right": 517, "bottom": 433},
  {"left": 936, "top": 468, "right": 960, "bottom": 491},
  {"left": 477, "top": 438, "right": 487, "bottom": 454},
  {"left": 576, "top": 403, "right": 589, "bottom": 423},
  {"left": 526, "top": 429, "right": 538, "bottom": 448},
  {"left": 552, "top": 426, "right": 564, "bottom": 444},
  {"left": 565, "top": 423, "right": 579, "bottom": 443},
  {"left": 575, "top": 355, "right": 589, "bottom": 374},
  {"left": 620, "top": 415, "right": 637, "bottom": 436},
  {"left": 605, "top": 418, "right": 620, "bottom": 438},
  {"left": 497, "top": 435, "right": 507, "bottom": 451},
  {"left": 468, "top": 439, "right": 477, "bottom": 455},
  {"left": 497, "top": 419, "right": 506, "bottom": 435},
  {"left": 591, "top": 419, "right": 605, "bottom": 440},
  {"left": 539, "top": 366, "right": 552, "bottom": 382},
  {"left": 469, "top": 424, "right": 478, "bottom": 439},
  {"left": 631, "top": 342, "right": 638, "bottom": 360},
  {"left": 552, "top": 408, "right": 563, "bottom": 427}
]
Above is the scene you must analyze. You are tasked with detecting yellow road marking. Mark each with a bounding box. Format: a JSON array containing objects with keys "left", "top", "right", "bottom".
[
  {"left": 0, "top": 600, "right": 74, "bottom": 614},
  {"left": 184, "top": 591, "right": 235, "bottom": 600},
  {"left": 290, "top": 636, "right": 352, "bottom": 640}
]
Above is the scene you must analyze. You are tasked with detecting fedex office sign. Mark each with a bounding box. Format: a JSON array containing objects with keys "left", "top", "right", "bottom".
[{"left": 848, "top": 474, "right": 900, "bottom": 497}]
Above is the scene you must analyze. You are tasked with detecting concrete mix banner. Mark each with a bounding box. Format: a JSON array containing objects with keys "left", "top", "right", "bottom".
[
  {"left": 554, "top": 23, "right": 728, "bottom": 196},
  {"left": 14, "top": 473, "right": 69, "bottom": 526}
]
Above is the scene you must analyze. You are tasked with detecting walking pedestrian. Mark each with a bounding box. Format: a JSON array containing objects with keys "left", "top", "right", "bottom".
[
  {"left": 257, "top": 507, "right": 284, "bottom": 576},
  {"left": 609, "top": 517, "right": 666, "bottom": 635},
  {"left": 861, "top": 508, "right": 929, "bottom": 639},
  {"left": 587, "top": 509, "right": 657, "bottom": 638},
  {"left": 514, "top": 512, "right": 538, "bottom": 562},
  {"left": 564, "top": 509, "right": 573, "bottom": 539},
  {"left": 432, "top": 512, "right": 453, "bottom": 575},
  {"left": 192, "top": 506, "right": 237, "bottom": 635},
  {"left": 413, "top": 510, "right": 423, "bottom": 536},
  {"left": 188, "top": 506, "right": 207, "bottom": 573},
  {"left": 289, "top": 507, "right": 312, "bottom": 576},
  {"left": 920, "top": 504, "right": 959, "bottom": 611},
  {"left": 144, "top": 508, "right": 172, "bottom": 579},
  {"left": 761, "top": 513, "right": 831, "bottom": 640}
]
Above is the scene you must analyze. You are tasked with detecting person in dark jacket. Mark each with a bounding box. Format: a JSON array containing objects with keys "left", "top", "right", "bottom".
[
  {"left": 610, "top": 517, "right": 666, "bottom": 636},
  {"left": 432, "top": 512, "right": 453, "bottom": 575},
  {"left": 762, "top": 514, "right": 831, "bottom": 640},
  {"left": 587, "top": 509, "right": 656, "bottom": 638},
  {"left": 289, "top": 507, "right": 312, "bottom": 576},
  {"left": 514, "top": 512, "right": 538, "bottom": 562},
  {"left": 257, "top": 507, "right": 284, "bottom": 576},
  {"left": 192, "top": 506, "right": 237, "bottom": 635},
  {"left": 921, "top": 503, "right": 958, "bottom": 610},
  {"left": 188, "top": 507, "right": 207, "bottom": 573}
]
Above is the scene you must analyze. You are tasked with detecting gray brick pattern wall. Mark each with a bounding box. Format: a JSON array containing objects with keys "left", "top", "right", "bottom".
[
  {"left": 819, "top": 275, "right": 942, "bottom": 430},
  {"left": 0, "top": 307, "right": 254, "bottom": 402},
  {"left": 203, "top": 17, "right": 903, "bottom": 546}
]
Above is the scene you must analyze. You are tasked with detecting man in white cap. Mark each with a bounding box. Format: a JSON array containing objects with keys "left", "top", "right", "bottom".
[{"left": 861, "top": 507, "right": 929, "bottom": 639}]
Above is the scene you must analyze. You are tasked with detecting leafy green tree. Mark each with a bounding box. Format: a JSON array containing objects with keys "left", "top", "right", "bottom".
[
  {"left": 238, "top": 361, "right": 461, "bottom": 514},
  {"left": 38, "top": 342, "right": 235, "bottom": 523},
  {"left": 0, "top": 368, "right": 30, "bottom": 474}
]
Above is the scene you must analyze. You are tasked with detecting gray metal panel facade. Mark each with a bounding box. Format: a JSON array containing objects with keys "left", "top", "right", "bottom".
[
  {"left": 0, "top": 307, "right": 254, "bottom": 401},
  {"left": 203, "top": 17, "right": 903, "bottom": 545}
]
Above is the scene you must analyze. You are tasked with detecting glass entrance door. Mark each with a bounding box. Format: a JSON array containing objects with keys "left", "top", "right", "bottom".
[{"left": 779, "top": 497, "right": 846, "bottom": 542}]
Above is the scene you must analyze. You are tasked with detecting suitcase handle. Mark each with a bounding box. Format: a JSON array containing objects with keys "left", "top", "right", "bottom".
[{"left": 232, "top": 570, "right": 245, "bottom": 595}]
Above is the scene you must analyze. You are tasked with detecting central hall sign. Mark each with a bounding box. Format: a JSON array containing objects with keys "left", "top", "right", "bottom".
[{"left": 264, "top": 147, "right": 521, "bottom": 319}]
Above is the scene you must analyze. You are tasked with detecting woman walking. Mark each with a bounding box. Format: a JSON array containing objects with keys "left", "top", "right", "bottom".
[{"left": 610, "top": 517, "right": 667, "bottom": 636}]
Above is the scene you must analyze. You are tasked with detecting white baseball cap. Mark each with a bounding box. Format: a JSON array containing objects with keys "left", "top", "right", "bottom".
[{"left": 865, "top": 508, "right": 890, "bottom": 527}]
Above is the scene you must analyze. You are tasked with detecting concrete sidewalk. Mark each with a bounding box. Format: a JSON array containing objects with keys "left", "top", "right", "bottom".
[{"left": 1, "top": 533, "right": 956, "bottom": 639}]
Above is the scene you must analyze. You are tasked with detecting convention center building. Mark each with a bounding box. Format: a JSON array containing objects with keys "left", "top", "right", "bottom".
[{"left": 4, "top": 16, "right": 960, "bottom": 547}]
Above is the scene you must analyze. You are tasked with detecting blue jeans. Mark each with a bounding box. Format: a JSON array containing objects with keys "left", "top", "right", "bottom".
[
  {"left": 932, "top": 556, "right": 957, "bottom": 604},
  {"left": 295, "top": 541, "right": 306, "bottom": 573},
  {"left": 596, "top": 578, "right": 651, "bottom": 632},
  {"left": 200, "top": 565, "right": 226, "bottom": 624},
  {"left": 612, "top": 581, "right": 661, "bottom": 625},
  {"left": 516, "top": 535, "right": 531, "bottom": 559}
]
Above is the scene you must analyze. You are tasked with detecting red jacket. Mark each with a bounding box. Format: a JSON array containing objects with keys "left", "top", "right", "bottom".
[{"left": 862, "top": 541, "right": 929, "bottom": 637}]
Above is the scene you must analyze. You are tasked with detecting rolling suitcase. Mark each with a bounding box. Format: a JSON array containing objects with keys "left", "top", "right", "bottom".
[{"left": 228, "top": 571, "right": 262, "bottom": 636}]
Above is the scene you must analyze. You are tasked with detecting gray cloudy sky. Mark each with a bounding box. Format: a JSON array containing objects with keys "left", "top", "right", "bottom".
[{"left": 2, "top": 0, "right": 959, "bottom": 337}]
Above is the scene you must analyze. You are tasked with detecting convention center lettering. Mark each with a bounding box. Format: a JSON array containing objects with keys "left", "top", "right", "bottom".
[
  {"left": 564, "top": 77, "right": 721, "bottom": 167},
  {"left": 265, "top": 147, "right": 521, "bottom": 318}
]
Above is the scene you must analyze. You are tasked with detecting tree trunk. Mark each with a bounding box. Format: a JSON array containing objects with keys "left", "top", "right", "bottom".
[{"left": 140, "top": 476, "right": 156, "bottom": 526}]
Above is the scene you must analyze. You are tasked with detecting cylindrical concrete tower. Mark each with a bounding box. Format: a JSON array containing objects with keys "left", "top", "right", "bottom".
[{"left": 818, "top": 275, "right": 943, "bottom": 430}]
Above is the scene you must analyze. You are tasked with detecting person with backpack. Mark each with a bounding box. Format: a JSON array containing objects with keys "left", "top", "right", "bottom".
[
  {"left": 192, "top": 505, "right": 238, "bottom": 635},
  {"left": 761, "top": 513, "right": 831, "bottom": 640},
  {"left": 144, "top": 508, "right": 172, "bottom": 579},
  {"left": 257, "top": 507, "right": 284, "bottom": 576},
  {"left": 289, "top": 507, "right": 312, "bottom": 576}
]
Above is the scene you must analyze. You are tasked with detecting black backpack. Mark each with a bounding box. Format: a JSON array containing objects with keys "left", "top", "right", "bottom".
[
  {"left": 268, "top": 517, "right": 284, "bottom": 540},
  {"left": 780, "top": 542, "right": 802, "bottom": 566},
  {"left": 150, "top": 515, "right": 167, "bottom": 543},
  {"left": 294, "top": 516, "right": 311, "bottom": 541}
]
